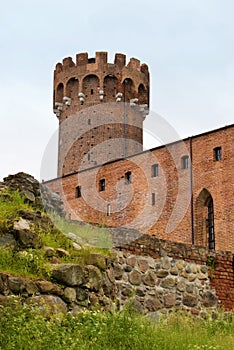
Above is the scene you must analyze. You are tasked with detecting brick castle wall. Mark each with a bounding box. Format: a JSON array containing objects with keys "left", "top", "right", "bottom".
[{"left": 45, "top": 124, "right": 234, "bottom": 253}]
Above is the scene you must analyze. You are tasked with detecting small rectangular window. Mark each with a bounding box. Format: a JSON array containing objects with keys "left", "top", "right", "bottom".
[
  {"left": 88, "top": 119, "right": 91, "bottom": 125},
  {"left": 151, "top": 164, "right": 159, "bottom": 177},
  {"left": 107, "top": 204, "right": 111, "bottom": 216},
  {"left": 214, "top": 147, "right": 222, "bottom": 161},
  {"left": 152, "top": 193, "right": 156, "bottom": 206},
  {"left": 181, "top": 155, "right": 189, "bottom": 169},
  {"left": 91, "top": 89, "right": 94, "bottom": 95},
  {"left": 88, "top": 153, "right": 90, "bottom": 161},
  {"left": 99, "top": 179, "right": 105, "bottom": 191},
  {"left": 125, "top": 171, "right": 132, "bottom": 184},
  {"left": 76, "top": 186, "right": 81, "bottom": 198}
]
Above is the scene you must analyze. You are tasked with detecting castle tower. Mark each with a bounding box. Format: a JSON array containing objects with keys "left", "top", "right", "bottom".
[{"left": 53, "top": 52, "right": 150, "bottom": 177}]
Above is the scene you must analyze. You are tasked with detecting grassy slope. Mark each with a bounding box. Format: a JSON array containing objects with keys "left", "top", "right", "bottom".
[
  {"left": 0, "top": 189, "right": 233, "bottom": 349},
  {"left": 0, "top": 189, "right": 111, "bottom": 279},
  {"left": 0, "top": 305, "right": 233, "bottom": 350}
]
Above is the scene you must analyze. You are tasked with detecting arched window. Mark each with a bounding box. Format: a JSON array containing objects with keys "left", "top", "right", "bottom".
[
  {"left": 207, "top": 197, "right": 215, "bottom": 249},
  {"left": 66, "top": 77, "right": 79, "bottom": 100},
  {"left": 195, "top": 189, "right": 215, "bottom": 249},
  {"left": 138, "top": 83, "right": 148, "bottom": 105},
  {"left": 103, "top": 75, "right": 118, "bottom": 102},
  {"left": 122, "top": 78, "right": 134, "bottom": 103},
  {"left": 56, "top": 83, "right": 64, "bottom": 103},
  {"left": 82, "top": 75, "right": 100, "bottom": 103}
]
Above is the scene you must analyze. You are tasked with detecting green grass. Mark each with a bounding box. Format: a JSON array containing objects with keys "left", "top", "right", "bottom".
[
  {"left": 50, "top": 213, "right": 113, "bottom": 249},
  {"left": 0, "top": 304, "right": 233, "bottom": 350},
  {"left": 0, "top": 189, "right": 32, "bottom": 232},
  {"left": 0, "top": 248, "right": 52, "bottom": 279},
  {"left": 0, "top": 189, "right": 112, "bottom": 279}
]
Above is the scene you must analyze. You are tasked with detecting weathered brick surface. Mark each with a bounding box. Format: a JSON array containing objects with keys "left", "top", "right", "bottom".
[
  {"left": 53, "top": 52, "right": 149, "bottom": 177},
  {"left": 46, "top": 51, "right": 234, "bottom": 254},
  {"left": 46, "top": 124, "right": 234, "bottom": 253}
]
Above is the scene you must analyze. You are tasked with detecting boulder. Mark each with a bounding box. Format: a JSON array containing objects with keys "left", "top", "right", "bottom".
[
  {"left": 8, "top": 277, "right": 25, "bottom": 294},
  {"left": 28, "top": 295, "right": 67, "bottom": 316},
  {"left": 145, "top": 297, "right": 162, "bottom": 312},
  {"left": 56, "top": 248, "right": 70, "bottom": 257},
  {"left": 25, "top": 281, "right": 39, "bottom": 295},
  {"left": 63, "top": 287, "right": 77, "bottom": 303},
  {"left": 87, "top": 253, "right": 107, "bottom": 270},
  {"left": 143, "top": 271, "right": 157, "bottom": 287},
  {"left": 183, "top": 294, "right": 198, "bottom": 307},
  {"left": 52, "top": 264, "right": 85, "bottom": 286},
  {"left": 202, "top": 291, "right": 217, "bottom": 307},
  {"left": 13, "top": 228, "right": 41, "bottom": 248},
  {"left": 85, "top": 265, "right": 102, "bottom": 291},
  {"left": 36, "top": 280, "right": 63, "bottom": 296},
  {"left": 129, "top": 269, "right": 141, "bottom": 285},
  {"left": 164, "top": 293, "right": 176, "bottom": 308}
]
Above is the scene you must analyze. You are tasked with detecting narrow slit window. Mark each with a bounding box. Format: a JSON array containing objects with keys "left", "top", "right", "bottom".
[
  {"left": 152, "top": 192, "right": 156, "bottom": 206},
  {"left": 76, "top": 186, "right": 81, "bottom": 198},
  {"left": 90, "top": 89, "right": 94, "bottom": 95},
  {"left": 125, "top": 171, "right": 132, "bottom": 184},
  {"left": 181, "top": 155, "right": 189, "bottom": 169},
  {"left": 107, "top": 204, "right": 111, "bottom": 216},
  {"left": 214, "top": 147, "right": 222, "bottom": 161},
  {"left": 99, "top": 179, "right": 105, "bottom": 191},
  {"left": 88, "top": 153, "right": 90, "bottom": 161},
  {"left": 151, "top": 164, "right": 159, "bottom": 177}
]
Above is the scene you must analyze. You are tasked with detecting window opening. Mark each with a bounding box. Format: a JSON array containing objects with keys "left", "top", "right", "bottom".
[
  {"left": 214, "top": 147, "right": 222, "bottom": 161},
  {"left": 99, "top": 179, "right": 105, "bottom": 191},
  {"left": 181, "top": 155, "right": 189, "bottom": 169},
  {"left": 151, "top": 164, "right": 159, "bottom": 177},
  {"left": 76, "top": 186, "right": 81, "bottom": 198},
  {"left": 125, "top": 171, "right": 132, "bottom": 184},
  {"left": 206, "top": 198, "right": 215, "bottom": 249}
]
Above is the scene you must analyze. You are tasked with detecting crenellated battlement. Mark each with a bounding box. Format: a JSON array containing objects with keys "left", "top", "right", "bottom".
[
  {"left": 54, "top": 52, "right": 149, "bottom": 75},
  {"left": 53, "top": 51, "right": 150, "bottom": 120}
]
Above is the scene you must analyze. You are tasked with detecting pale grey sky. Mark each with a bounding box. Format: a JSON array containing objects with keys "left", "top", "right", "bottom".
[{"left": 1, "top": 0, "right": 233, "bottom": 180}]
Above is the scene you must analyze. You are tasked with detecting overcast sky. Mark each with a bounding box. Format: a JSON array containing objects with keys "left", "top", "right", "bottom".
[{"left": 0, "top": 0, "right": 233, "bottom": 181}]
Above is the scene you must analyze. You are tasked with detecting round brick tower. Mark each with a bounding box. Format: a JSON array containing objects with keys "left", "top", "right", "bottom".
[{"left": 53, "top": 52, "right": 150, "bottom": 177}]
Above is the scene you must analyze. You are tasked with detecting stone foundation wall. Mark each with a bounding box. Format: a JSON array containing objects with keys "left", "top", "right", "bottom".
[
  {"left": 113, "top": 233, "right": 234, "bottom": 310},
  {"left": 113, "top": 250, "right": 217, "bottom": 316},
  {"left": 0, "top": 246, "right": 223, "bottom": 317}
]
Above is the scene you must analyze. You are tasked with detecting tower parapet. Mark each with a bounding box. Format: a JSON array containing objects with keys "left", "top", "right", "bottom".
[{"left": 53, "top": 51, "right": 149, "bottom": 120}]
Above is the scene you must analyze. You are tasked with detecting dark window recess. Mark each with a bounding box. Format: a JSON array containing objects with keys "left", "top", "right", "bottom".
[
  {"left": 125, "top": 171, "right": 132, "bottom": 184},
  {"left": 107, "top": 204, "right": 111, "bottom": 216},
  {"left": 181, "top": 155, "right": 189, "bottom": 169},
  {"left": 99, "top": 179, "right": 105, "bottom": 191},
  {"left": 206, "top": 198, "right": 215, "bottom": 250},
  {"left": 76, "top": 186, "right": 81, "bottom": 198},
  {"left": 152, "top": 193, "right": 156, "bottom": 206},
  {"left": 214, "top": 147, "right": 222, "bottom": 161},
  {"left": 88, "top": 119, "right": 91, "bottom": 125},
  {"left": 88, "top": 153, "right": 90, "bottom": 161},
  {"left": 151, "top": 164, "right": 159, "bottom": 177},
  {"left": 91, "top": 89, "right": 94, "bottom": 95}
]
